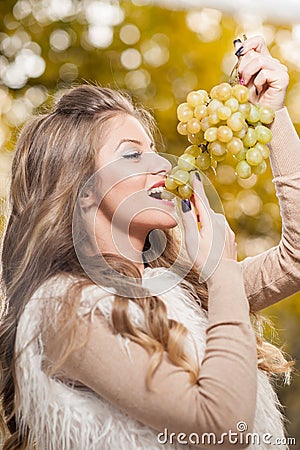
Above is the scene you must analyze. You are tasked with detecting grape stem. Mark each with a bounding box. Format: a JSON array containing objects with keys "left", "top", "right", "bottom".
[{"left": 229, "top": 34, "right": 247, "bottom": 86}]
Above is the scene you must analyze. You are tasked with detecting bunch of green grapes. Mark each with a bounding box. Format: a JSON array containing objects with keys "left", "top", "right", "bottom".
[{"left": 165, "top": 83, "right": 275, "bottom": 199}]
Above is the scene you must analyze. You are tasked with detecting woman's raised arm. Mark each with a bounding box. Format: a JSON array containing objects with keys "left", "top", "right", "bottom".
[
  {"left": 241, "top": 107, "right": 300, "bottom": 311},
  {"left": 235, "top": 36, "right": 300, "bottom": 311}
]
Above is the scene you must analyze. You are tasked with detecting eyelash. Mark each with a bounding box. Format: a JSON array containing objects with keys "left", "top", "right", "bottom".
[{"left": 123, "top": 151, "right": 142, "bottom": 159}]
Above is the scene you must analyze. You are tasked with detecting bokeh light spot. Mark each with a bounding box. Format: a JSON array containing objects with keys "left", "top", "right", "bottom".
[
  {"left": 50, "top": 29, "right": 71, "bottom": 52},
  {"left": 88, "top": 25, "right": 113, "bottom": 48},
  {"left": 121, "top": 48, "right": 142, "bottom": 70},
  {"left": 119, "top": 24, "right": 140, "bottom": 45}
]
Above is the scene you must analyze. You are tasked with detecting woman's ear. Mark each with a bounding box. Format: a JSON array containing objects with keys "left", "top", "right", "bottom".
[{"left": 79, "top": 188, "right": 97, "bottom": 209}]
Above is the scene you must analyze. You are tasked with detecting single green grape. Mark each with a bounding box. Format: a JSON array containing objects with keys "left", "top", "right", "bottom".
[
  {"left": 236, "top": 160, "right": 252, "bottom": 178},
  {"left": 225, "top": 97, "right": 239, "bottom": 113},
  {"left": 178, "top": 184, "right": 193, "bottom": 199},
  {"left": 208, "top": 112, "right": 220, "bottom": 125},
  {"left": 217, "top": 106, "right": 232, "bottom": 121},
  {"left": 247, "top": 104, "right": 260, "bottom": 123},
  {"left": 173, "top": 169, "right": 190, "bottom": 186},
  {"left": 194, "top": 105, "right": 207, "bottom": 120},
  {"left": 196, "top": 153, "right": 211, "bottom": 170},
  {"left": 210, "top": 85, "right": 219, "bottom": 99},
  {"left": 187, "top": 118, "right": 201, "bottom": 134},
  {"left": 255, "top": 125, "right": 272, "bottom": 144},
  {"left": 185, "top": 145, "right": 201, "bottom": 157},
  {"left": 246, "top": 147, "right": 263, "bottom": 166},
  {"left": 178, "top": 153, "right": 196, "bottom": 171},
  {"left": 243, "top": 127, "right": 257, "bottom": 147},
  {"left": 209, "top": 140, "right": 227, "bottom": 157},
  {"left": 177, "top": 122, "right": 188, "bottom": 135},
  {"left": 187, "top": 91, "right": 206, "bottom": 107},
  {"left": 165, "top": 175, "right": 179, "bottom": 190},
  {"left": 232, "top": 85, "right": 249, "bottom": 103},
  {"left": 259, "top": 106, "right": 275, "bottom": 125},
  {"left": 227, "top": 112, "right": 245, "bottom": 132},
  {"left": 217, "top": 125, "right": 233, "bottom": 143},
  {"left": 177, "top": 103, "right": 194, "bottom": 122},
  {"left": 216, "top": 83, "right": 232, "bottom": 101},
  {"left": 226, "top": 137, "right": 244, "bottom": 155},
  {"left": 188, "top": 131, "right": 204, "bottom": 145},
  {"left": 204, "top": 127, "right": 218, "bottom": 142}
]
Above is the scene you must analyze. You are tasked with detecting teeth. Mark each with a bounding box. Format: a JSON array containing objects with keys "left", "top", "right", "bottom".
[{"left": 148, "top": 186, "right": 165, "bottom": 195}]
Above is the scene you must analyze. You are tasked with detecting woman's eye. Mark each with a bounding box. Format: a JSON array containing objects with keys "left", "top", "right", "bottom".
[{"left": 123, "top": 151, "right": 142, "bottom": 159}]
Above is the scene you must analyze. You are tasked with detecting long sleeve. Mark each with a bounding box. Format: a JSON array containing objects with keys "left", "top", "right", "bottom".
[
  {"left": 241, "top": 107, "right": 300, "bottom": 311},
  {"left": 44, "top": 261, "right": 257, "bottom": 449}
]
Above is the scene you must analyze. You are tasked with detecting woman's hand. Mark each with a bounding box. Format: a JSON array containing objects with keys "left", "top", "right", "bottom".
[
  {"left": 236, "top": 35, "right": 289, "bottom": 111},
  {"left": 180, "top": 173, "right": 237, "bottom": 282}
]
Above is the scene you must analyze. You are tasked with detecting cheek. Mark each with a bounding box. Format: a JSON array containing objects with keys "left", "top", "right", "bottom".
[
  {"left": 99, "top": 175, "right": 147, "bottom": 217},
  {"left": 97, "top": 158, "right": 147, "bottom": 199}
]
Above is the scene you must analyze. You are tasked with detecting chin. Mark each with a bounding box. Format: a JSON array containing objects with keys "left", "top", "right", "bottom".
[
  {"left": 156, "top": 218, "right": 178, "bottom": 230},
  {"left": 145, "top": 214, "right": 179, "bottom": 230}
]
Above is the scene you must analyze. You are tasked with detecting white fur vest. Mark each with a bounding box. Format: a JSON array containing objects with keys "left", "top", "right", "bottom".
[{"left": 15, "top": 267, "right": 289, "bottom": 449}]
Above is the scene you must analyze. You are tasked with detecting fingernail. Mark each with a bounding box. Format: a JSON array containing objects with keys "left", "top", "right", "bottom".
[
  {"left": 181, "top": 199, "right": 191, "bottom": 213},
  {"left": 235, "top": 46, "right": 244, "bottom": 57},
  {"left": 195, "top": 172, "right": 201, "bottom": 182},
  {"left": 233, "top": 38, "right": 242, "bottom": 47}
]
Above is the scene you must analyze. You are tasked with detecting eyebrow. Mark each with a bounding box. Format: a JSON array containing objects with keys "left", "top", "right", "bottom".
[{"left": 115, "top": 139, "right": 155, "bottom": 152}]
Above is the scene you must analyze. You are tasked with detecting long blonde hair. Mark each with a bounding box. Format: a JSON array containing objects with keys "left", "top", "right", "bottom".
[{"left": 0, "top": 84, "right": 293, "bottom": 449}]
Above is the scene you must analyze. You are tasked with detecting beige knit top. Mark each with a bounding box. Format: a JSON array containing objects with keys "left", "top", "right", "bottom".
[{"left": 42, "top": 107, "right": 300, "bottom": 445}]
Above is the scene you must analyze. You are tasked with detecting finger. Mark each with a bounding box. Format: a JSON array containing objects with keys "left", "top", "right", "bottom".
[
  {"left": 241, "top": 35, "right": 271, "bottom": 57},
  {"left": 180, "top": 200, "right": 202, "bottom": 266},
  {"left": 191, "top": 175, "right": 214, "bottom": 230},
  {"left": 238, "top": 56, "right": 282, "bottom": 85},
  {"left": 252, "top": 68, "right": 289, "bottom": 95},
  {"left": 191, "top": 173, "right": 210, "bottom": 209}
]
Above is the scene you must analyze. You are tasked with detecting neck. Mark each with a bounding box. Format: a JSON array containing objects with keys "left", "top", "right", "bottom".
[{"left": 94, "top": 216, "right": 148, "bottom": 277}]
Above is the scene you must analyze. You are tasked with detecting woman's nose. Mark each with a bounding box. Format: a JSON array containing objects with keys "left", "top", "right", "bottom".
[{"left": 150, "top": 152, "right": 173, "bottom": 174}]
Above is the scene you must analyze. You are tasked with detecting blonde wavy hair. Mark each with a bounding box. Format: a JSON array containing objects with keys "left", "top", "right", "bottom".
[{"left": 0, "top": 84, "right": 293, "bottom": 449}]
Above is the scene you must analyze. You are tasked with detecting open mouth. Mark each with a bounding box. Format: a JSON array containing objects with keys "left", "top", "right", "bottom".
[
  {"left": 147, "top": 185, "right": 165, "bottom": 200},
  {"left": 147, "top": 185, "right": 175, "bottom": 202}
]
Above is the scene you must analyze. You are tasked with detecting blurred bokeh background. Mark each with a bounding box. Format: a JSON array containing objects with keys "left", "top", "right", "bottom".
[{"left": 0, "top": 0, "right": 299, "bottom": 445}]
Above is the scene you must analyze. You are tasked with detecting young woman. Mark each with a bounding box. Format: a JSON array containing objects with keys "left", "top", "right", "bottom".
[{"left": 0, "top": 36, "right": 299, "bottom": 450}]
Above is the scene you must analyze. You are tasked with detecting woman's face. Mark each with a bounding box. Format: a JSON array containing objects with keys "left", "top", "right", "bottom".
[{"left": 94, "top": 114, "right": 178, "bottom": 235}]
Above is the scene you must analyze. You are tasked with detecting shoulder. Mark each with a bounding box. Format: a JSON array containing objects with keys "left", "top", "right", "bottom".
[
  {"left": 16, "top": 274, "right": 117, "bottom": 350},
  {"left": 19, "top": 273, "right": 114, "bottom": 327},
  {"left": 28, "top": 273, "right": 115, "bottom": 305}
]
